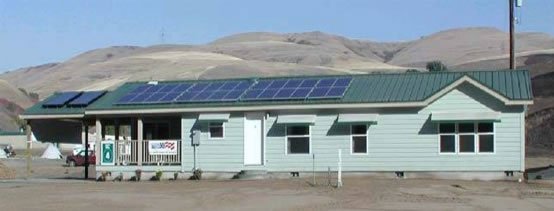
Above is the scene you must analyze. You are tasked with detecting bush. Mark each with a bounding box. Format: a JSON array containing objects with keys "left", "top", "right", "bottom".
[
  {"left": 426, "top": 61, "right": 448, "bottom": 72},
  {"left": 135, "top": 169, "right": 142, "bottom": 181},
  {"left": 150, "top": 170, "right": 163, "bottom": 181},
  {"left": 156, "top": 171, "right": 163, "bottom": 180},
  {"left": 189, "top": 169, "right": 202, "bottom": 180}
]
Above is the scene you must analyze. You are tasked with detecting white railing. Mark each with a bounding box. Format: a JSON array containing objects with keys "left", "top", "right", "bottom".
[
  {"left": 109, "top": 139, "right": 181, "bottom": 166},
  {"left": 115, "top": 140, "right": 139, "bottom": 165},
  {"left": 142, "top": 140, "right": 181, "bottom": 165}
]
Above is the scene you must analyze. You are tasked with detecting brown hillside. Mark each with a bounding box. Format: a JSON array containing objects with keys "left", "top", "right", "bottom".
[
  {"left": 389, "top": 27, "right": 554, "bottom": 67},
  {"left": 0, "top": 26, "right": 553, "bottom": 148}
]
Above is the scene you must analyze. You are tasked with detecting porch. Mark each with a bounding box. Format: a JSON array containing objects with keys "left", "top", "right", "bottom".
[{"left": 95, "top": 116, "right": 184, "bottom": 167}]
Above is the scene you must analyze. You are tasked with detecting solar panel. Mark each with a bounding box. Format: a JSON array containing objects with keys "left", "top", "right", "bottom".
[
  {"left": 291, "top": 88, "right": 311, "bottom": 98},
  {"left": 221, "top": 81, "right": 239, "bottom": 90},
  {"left": 241, "top": 77, "right": 352, "bottom": 101},
  {"left": 189, "top": 83, "right": 209, "bottom": 92},
  {"left": 284, "top": 80, "right": 302, "bottom": 88},
  {"left": 130, "top": 85, "right": 152, "bottom": 93},
  {"left": 224, "top": 90, "right": 245, "bottom": 100},
  {"left": 306, "top": 78, "right": 352, "bottom": 99},
  {"left": 67, "top": 91, "right": 106, "bottom": 106},
  {"left": 274, "top": 89, "right": 295, "bottom": 99},
  {"left": 43, "top": 92, "right": 82, "bottom": 107},
  {"left": 208, "top": 91, "right": 228, "bottom": 100},
  {"left": 326, "top": 87, "right": 348, "bottom": 97},
  {"left": 116, "top": 93, "right": 137, "bottom": 104},
  {"left": 316, "top": 78, "right": 335, "bottom": 87}
]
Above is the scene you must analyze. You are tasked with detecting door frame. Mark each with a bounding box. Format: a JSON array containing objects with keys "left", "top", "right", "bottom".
[{"left": 243, "top": 112, "right": 265, "bottom": 166}]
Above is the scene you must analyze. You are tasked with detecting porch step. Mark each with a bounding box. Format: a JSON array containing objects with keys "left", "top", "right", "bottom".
[{"left": 232, "top": 170, "right": 268, "bottom": 180}]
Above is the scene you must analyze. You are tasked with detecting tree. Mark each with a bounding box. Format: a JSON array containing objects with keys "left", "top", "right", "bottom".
[{"left": 426, "top": 61, "right": 448, "bottom": 72}]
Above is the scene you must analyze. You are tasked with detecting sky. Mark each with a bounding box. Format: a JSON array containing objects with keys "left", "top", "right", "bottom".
[{"left": 0, "top": 0, "right": 553, "bottom": 72}]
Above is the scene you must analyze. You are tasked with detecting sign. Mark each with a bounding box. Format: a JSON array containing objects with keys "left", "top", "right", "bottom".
[
  {"left": 148, "top": 141, "right": 178, "bottom": 155},
  {"left": 101, "top": 141, "right": 115, "bottom": 165}
]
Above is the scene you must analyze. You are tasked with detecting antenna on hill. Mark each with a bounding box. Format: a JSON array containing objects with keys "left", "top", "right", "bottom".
[{"left": 160, "top": 27, "right": 166, "bottom": 44}]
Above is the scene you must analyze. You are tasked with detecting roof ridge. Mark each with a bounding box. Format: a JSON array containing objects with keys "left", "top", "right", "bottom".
[{"left": 123, "top": 69, "right": 529, "bottom": 84}]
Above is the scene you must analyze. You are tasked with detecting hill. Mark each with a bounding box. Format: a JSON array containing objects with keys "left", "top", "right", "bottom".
[
  {"left": 0, "top": 27, "right": 553, "bottom": 156},
  {"left": 0, "top": 79, "right": 35, "bottom": 131}
]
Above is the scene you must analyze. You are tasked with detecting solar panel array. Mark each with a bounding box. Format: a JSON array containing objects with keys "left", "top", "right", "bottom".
[
  {"left": 42, "top": 91, "right": 106, "bottom": 107},
  {"left": 116, "top": 80, "right": 254, "bottom": 104},
  {"left": 115, "top": 77, "right": 353, "bottom": 105},
  {"left": 242, "top": 78, "right": 352, "bottom": 101},
  {"left": 42, "top": 92, "right": 82, "bottom": 107}
]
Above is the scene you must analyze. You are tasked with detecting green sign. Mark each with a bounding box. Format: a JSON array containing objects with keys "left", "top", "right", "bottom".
[{"left": 101, "top": 141, "right": 114, "bottom": 165}]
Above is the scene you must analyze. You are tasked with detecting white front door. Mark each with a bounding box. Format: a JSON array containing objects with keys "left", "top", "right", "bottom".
[{"left": 244, "top": 112, "right": 264, "bottom": 165}]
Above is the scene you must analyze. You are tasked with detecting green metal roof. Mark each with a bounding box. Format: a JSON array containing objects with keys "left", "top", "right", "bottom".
[{"left": 23, "top": 69, "right": 533, "bottom": 116}]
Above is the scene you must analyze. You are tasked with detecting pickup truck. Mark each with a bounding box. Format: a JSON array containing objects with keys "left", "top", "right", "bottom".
[{"left": 66, "top": 150, "right": 95, "bottom": 167}]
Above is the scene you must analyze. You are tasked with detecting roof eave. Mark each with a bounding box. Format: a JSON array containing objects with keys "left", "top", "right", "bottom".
[{"left": 19, "top": 114, "right": 85, "bottom": 120}]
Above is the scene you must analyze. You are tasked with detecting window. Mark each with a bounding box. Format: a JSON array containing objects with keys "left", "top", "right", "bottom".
[
  {"left": 438, "top": 122, "right": 495, "bottom": 154},
  {"left": 439, "top": 123, "right": 456, "bottom": 153},
  {"left": 458, "top": 123, "right": 475, "bottom": 153},
  {"left": 286, "top": 125, "right": 310, "bottom": 154},
  {"left": 478, "top": 123, "right": 494, "bottom": 153},
  {"left": 208, "top": 122, "right": 224, "bottom": 139},
  {"left": 351, "top": 124, "right": 368, "bottom": 154}
]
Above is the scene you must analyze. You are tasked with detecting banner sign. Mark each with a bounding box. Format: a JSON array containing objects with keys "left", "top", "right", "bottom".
[
  {"left": 148, "top": 141, "right": 178, "bottom": 155},
  {"left": 101, "top": 141, "right": 115, "bottom": 166}
]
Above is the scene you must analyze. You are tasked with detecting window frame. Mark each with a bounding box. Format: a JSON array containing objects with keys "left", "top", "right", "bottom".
[
  {"left": 438, "top": 123, "right": 457, "bottom": 154},
  {"left": 437, "top": 122, "right": 496, "bottom": 155},
  {"left": 350, "top": 124, "right": 368, "bottom": 155},
  {"left": 208, "top": 121, "right": 225, "bottom": 139},
  {"left": 457, "top": 123, "right": 476, "bottom": 154},
  {"left": 285, "top": 124, "right": 311, "bottom": 155},
  {"left": 477, "top": 122, "right": 496, "bottom": 154}
]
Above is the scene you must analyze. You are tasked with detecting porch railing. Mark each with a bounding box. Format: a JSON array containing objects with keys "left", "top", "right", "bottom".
[
  {"left": 108, "top": 139, "right": 181, "bottom": 166},
  {"left": 141, "top": 140, "right": 181, "bottom": 165}
]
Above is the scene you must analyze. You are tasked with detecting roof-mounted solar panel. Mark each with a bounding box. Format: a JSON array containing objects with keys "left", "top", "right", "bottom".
[
  {"left": 67, "top": 91, "right": 107, "bottom": 106},
  {"left": 241, "top": 77, "right": 352, "bottom": 101},
  {"left": 113, "top": 77, "right": 349, "bottom": 105},
  {"left": 42, "top": 91, "right": 82, "bottom": 107}
]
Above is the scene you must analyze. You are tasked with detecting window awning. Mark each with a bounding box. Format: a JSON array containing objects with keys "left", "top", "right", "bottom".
[
  {"left": 198, "top": 113, "right": 230, "bottom": 121},
  {"left": 336, "top": 113, "right": 378, "bottom": 123},
  {"left": 276, "top": 114, "right": 316, "bottom": 124},
  {"left": 431, "top": 111, "right": 501, "bottom": 122}
]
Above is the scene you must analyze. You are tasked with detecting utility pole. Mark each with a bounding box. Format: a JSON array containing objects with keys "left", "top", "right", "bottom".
[
  {"left": 509, "top": 0, "right": 516, "bottom": 69},
  {"left": 84, "top": 121, "right": 89, "bottom": 179}
]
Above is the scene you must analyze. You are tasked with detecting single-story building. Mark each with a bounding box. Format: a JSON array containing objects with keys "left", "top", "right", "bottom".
[{"left": 20, "top": 70, "right": 533, "bottom": 179}]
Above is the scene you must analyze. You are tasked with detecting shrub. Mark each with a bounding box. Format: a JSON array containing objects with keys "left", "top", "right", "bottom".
[
  {"left": 150, "top": 170, "right": 163, "bottom": 181},
  {"left": 426, "top": 61, "right": 448, "bottom": 72},
  {"left": 135, "top": 169, "right": 142, "bottom": 181},
  {"left": 189, "top": 169, "right": 202, "bottom": 180}
]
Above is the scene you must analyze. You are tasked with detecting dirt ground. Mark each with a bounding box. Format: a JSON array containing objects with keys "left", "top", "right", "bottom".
[
  {"left": 0, "top": 176, "right": 553, "bottom": 210},
  {"left": 0, "top": 157, "right": 553, "bottom": 210}
]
